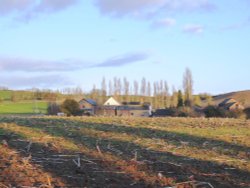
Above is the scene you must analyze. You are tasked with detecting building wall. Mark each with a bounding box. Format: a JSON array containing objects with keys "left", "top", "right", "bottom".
[
  {"left": 104, "top": 97, "right": 120, "bottom": 106},
  {"left": 79, "top": 100, "right": 93, "bottom": 109},
  {"left": 95, "top": 106, "right": 150, "bottom": 117},
  {"left": 228, "top": 103, "right": 245, "bottom": 111}
]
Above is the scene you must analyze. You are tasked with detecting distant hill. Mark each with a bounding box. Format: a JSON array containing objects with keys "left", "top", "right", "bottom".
[{"left": 213, "top": 90, "right": 250, "bottom": 108}]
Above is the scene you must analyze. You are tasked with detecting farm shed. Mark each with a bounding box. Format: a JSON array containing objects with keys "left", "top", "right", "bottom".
[
  {"left": 79, "top": 98, "right": 97, "bottom": 115},
  {"left": 96, "top": 102, "right": 152, "bottom": 117},
  {"left": 218, "top": 98, "right": 244, "bottom": 111},
  {"left": 104, "top": 97, "right": 120, "bottom": 106}
]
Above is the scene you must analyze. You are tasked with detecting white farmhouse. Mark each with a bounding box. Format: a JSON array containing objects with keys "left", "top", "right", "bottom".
[{"left": 104, "top": 97, "right": 120, "bottom": 106}]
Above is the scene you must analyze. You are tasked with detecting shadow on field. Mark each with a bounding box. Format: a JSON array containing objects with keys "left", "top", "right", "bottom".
[
  {"left": 1, "top": 117, "right": 249, "bottom": 188},
  {"left": 2, "top": 117, "right": 249, "bottom": 158},
  {"left": 73, "top": 120, "right": 250, "bottom": 160},
  {"left": 44, "top": 125, "right": 250, "bottom": 188},
  {"left": 0, "top": 128, "right": 147, "bottom": 188}
]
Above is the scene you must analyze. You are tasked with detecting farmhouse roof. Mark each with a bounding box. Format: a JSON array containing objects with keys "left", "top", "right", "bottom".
[
  {"left": 218, "top": 98, "right": 245, "bottom": 110},
  {"left": 104, "top": 97, "right": 120, "bottom": 106},
  {"left": 79, "top": 98, "right": 97, "bottom": 106},
  {"left": 224, "top": 102, "right": 236, "bottom": 109},
  {"left": 219, "top": 98, "right": 237, "bottom": 107}
]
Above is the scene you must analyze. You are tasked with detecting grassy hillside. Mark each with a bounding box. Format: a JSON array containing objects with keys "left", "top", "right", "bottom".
[
  {"left": 213, "top": 90, "right": 250, "bottom": 107},
  {"left": 0, "top": 101, "right": 48, "bottom": 114},
  {"left": 0, "top": 90, "right": 12, "bottom": 100},
  {"left": 0, "top": 89, "right": 69, "bottom": 114}
]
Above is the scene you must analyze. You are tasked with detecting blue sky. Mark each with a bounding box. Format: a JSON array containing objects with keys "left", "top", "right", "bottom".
[{"left": 0, "top": 0, "right": 249, "bottom": 94}]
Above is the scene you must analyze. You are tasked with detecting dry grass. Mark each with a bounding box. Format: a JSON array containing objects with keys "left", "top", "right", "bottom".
[{"left": 0, "top": 116, "right": 249, "bottom": 187}]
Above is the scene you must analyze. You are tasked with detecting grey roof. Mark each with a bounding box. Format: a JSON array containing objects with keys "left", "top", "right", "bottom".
[
  {"left": 80, "top": 98, "right": 97, "bottom": 106},
  {"left": 219, "top": 98, "right": 236, "bottom": 107},
  {"left": 86, "top": 99, "right": 97, "bottom": 106}
]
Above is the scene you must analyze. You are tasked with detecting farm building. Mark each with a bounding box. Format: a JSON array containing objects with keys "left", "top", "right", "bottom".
[
  {"left": 96, "top": 104, "right": 151, "bottom": 117},
  {"left": 103, "top": 97, "right": 120, "bottom": 106},
  {"left": 81, "top": 97, "right": 152, "bottom": 117},
  {"left": 153, "top": 109, "right": 174, "bottom": 117},
  {"left": 79, "top": 98, "right": 97, "bottom": 115},
  {"left": 218, "top": 98, "right": 244, "bottom": 111}
]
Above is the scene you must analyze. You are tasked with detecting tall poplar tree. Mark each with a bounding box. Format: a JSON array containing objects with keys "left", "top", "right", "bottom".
[{"left": 183, "top": 68, "right": 193, "bottom": 107}]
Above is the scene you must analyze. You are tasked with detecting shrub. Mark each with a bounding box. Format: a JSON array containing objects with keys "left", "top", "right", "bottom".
[
  {"left": 226, "top": 109, "right": 246, "bottom": 119},
  {"left": 153, "top": 107, "right": 201, "bottom": 117},
  {"left": 244, "top": 108, "right": 250, "bottom": 119},
  {"left": 60, "top": 99, "right": 80, "bottom": 116},
  {"left": 177, "top": 107, "right": 201, "bottom": 117},
  {"left": 204, "top": 106, "right": 225, "bottom": 118},
  {"left": 47, "top": 102, "right": 60, "bottom": 115},
  {"left": 204, "top": 106, "right": 246, "bottom": 119}
]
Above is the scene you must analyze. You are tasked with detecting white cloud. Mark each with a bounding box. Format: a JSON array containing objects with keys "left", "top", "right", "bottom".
[
  {"left": 221, "top": 18, "right": 250, "bottom": 31},
  {"left": 0, "top": 0, "right": 79, "bottom": 21},
  {"left": 0, "top": 52, "right": 149, "bottom": 72},
  {"left": 94, "top": 0, "right": 216, "bottom": 18},
  {"left": 0, "top": 74, "right": 72, "bottom": 89},
  {"left": 0, "top": 0, "right": 33, "bottom": 15},
  {"left": 94, "top": 0, "right": 163, "bottom": 17},
  {"left": 93, "top": 52, "right": 149, "bottom": 67},
  {"left": 23, "top": 0, "right": 79, "bottom": 21},
  {"left": 183, "top": 24, "right": 204, "bottom": 34},
  {"left": 162, "top": 0, "right": 215, "bottom": 11},
  {"left": 0, "top": 57, "right": 86, "bottom": 72},
  {"left": 152, "top": 18, "right": 176, "bottom": 28}
]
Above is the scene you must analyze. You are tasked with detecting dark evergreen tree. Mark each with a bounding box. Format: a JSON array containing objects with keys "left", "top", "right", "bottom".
[{"left": 177, "top": 90, "right": 184, "bottom": 108}]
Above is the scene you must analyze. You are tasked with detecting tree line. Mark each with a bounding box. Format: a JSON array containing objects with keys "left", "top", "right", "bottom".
[
  {"left": 1, "top": 68, "right": 212, "bottom": 110},
  {"left": 88, "top": 68, "right": 211, "bottom": 108}
]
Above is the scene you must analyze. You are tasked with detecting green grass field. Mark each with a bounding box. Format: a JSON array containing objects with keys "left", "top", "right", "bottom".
[
  {"left": 0, "top": 90, "right": 12, "bottom": 100},
  {"left": 0, "top": 101, "right": 48, "bottom": 114}
]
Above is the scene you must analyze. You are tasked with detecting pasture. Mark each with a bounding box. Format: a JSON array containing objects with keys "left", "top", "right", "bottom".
[
  {"left": 0, "top": 116, "right": 249, "bottom": 187},
  {"left": 0, "top": 90, "right": 12, "bottom": 101},
  {"left": 0, "top": 101, "right": 47, "bottom": 114}
]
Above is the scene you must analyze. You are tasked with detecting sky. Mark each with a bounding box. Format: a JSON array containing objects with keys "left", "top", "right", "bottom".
[{"left": 0, "top": 0, "right": 249, "bottom": 95}]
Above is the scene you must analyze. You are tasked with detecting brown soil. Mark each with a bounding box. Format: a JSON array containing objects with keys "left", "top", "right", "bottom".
[{"left": 0, "top": 117, "right": 249, "bottom": 188}]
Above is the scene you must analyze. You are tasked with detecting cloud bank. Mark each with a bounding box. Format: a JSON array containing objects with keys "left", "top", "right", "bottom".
[
  {"left": 0, "top": 0, "right": 79, "bottom": 21},
  {"left": 94, "top": 0, "right": 216, "bottom": 17},
  {"left": 0, "top": 0, "right": 32, "bottom": 15},
  {"left": 0, "top": 57, "right": 85, "bottom": 72},
  {"left": 0, "top": 52, "right": 149, "bottom": 88},
  {"left": 93, "top": 52, "right": 149, "bottom": 67},
  {"left": 183, "top": 24, "right": 204, "bottom": 34},
  {"left": 221, "top": 18, "right": 250, "bottom": 31},
  {"left": 0, "top": 74, "right": 72, "bottom": 89},
  {"left": 0, "top": 52, "right": 149, "bottom": 72},
  {"left": 152, "top": 18, "right": 176, "bottom": 28}
]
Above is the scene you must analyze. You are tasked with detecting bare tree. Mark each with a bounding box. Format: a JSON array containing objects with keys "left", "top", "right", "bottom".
[
  {"left": 153, "top": 81, "right": 158, "bottom": 97},
  {"left": 133, "top": 80, "right": 139, "bottom": 96},
  {"left": 147, "top": 81, "right": 152, "bottom": 106},
  {"left": 163, "top": 81, "right": 169, "bottom": 107},
  {"left": 108, "top": 80, "right": 113, "bottom": 96},
  {"left": 117, "top": 78, "right": 122, "bottom": 95},
  {"left": 123, "top": 77, "right": 130, "bottom": 102},
  {"left": 147, "top": 81, "right": 151, "bottom": 97},
  {"left": 101, "top": 77, "right": 107, "bottom": 103},
  {"left": 140, "top": 77, "right": 146, "bottom": 96},
  {"left": 153, "top": 81, "right": 159, "bottom": 108},
  {"left": 117, "top": 78, "right": 122, "bottom": 101},
  {"left": 159, "top": 80, "right": 164, "bottom": 108},
  {"left": 140, "top": 77, "right": 147, "bottom": 103},
  {"left": 183, "top": 67, "right": 193, "bottom": 106},
  {"left": 113, "top": 77, "right": 118, "bottom": 98},
  {"left": 90, "top": 84, "right": 97, "bottom": 100}
]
